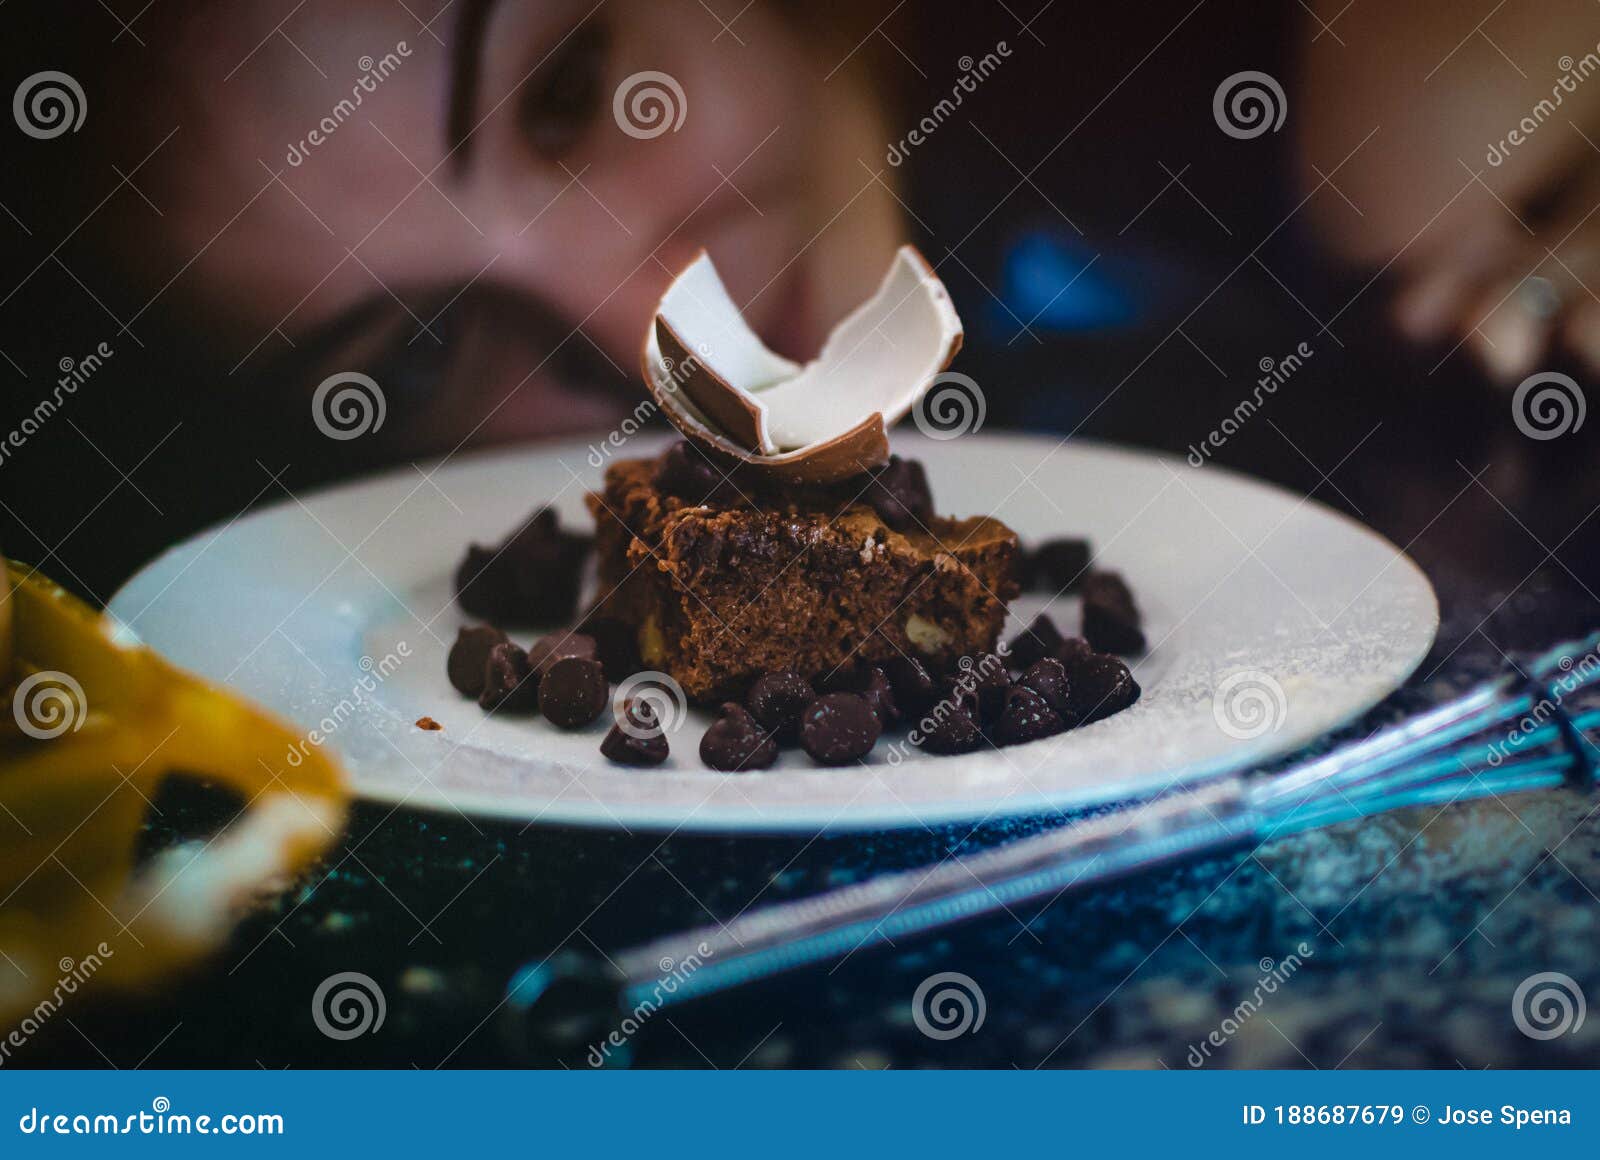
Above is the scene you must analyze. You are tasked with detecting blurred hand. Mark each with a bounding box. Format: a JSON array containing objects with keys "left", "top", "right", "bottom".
[{"left": 1392, "top": 160, "right": 1600, "bottom": 384}]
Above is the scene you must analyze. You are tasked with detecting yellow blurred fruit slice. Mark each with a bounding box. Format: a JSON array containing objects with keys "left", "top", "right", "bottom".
[{"left": 0, "top": 559, "right": 347, "bottom": 1023}]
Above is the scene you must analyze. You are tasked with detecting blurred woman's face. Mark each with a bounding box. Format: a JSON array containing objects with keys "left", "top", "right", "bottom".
[{"left": 114, "top": 0, "right": 901, "bottom": 455}]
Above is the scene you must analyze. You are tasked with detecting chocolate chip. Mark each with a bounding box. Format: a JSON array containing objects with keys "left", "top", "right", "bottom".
[
  {"left": 856, "top": 667, "right": 901, "bottom": 730},
  {"left": 478, "top": 642, "right": 539, "bottom": 713},
  {"left": 807, "top": 666, "right": 898, "bottom": 730},
  {"left": 745, "top": 671, "right": 815, "bottom": 745},
  {"left": 1024, "top": 538, "right": 1091, "bottom": 593},
  {"left": 798, "top": 693, "right": 881, "bottom": 766},
  {"left": 599, "top": 701, "right": 670, "bottom": 767},
  {"left": 1062, "top": 651, "right": 1141, "bottom": 723},
  {"left": 654, "top": 441, "right": 728, "bottom": 504},
  {"left": 600, "top": 726, "right": 668, "bottom": 766},
  {"left": 884, "top": 655, "right": 938, "bottom": 716},
  {"left": 527, "top": 630, "right": 597, "bottom": 676},
  {"left": 1053, "top": 636, "right": 1094, "bottom": 667},
  {"left": 862, "top": 456, "right": 933, "bottom": 531},
  {"left": 583, "top": 617, "right": 642, "bottom": 681},
  {"left": 995, "top": 685, "right": 1066, "bottom": 746},
  {"left": 455, "top": 507, "right": 591, "bottom": 625},
  {"left": 952, "top": 653, "right": 1011, "bottom": 723},
  {"left": 1005, "top": 614, "right": 1065, "bottom": 671},
  {"left": 537, "top": 656, "right": 608, "bottom": 729},
  {"left": 454, "top": 545, "right": 509, "bottom": 621},
  {"left": 447, "top": 624, "right": 508, "bottom": 697},
  {"left": 1082, "top": 604, "right": 1144, "bottom": 655},
  {"left": 1082, "top": 569, "right": 1136, "bottom": 603},
  {"left": 1081, "top": 570, "right": 1145, "bottom": 654},
  {"left": 700, "top": 703, "right": 778, "bottom": 772},
  {"left": 942, "top": 677, "right": 982, "bottom": 724},
  {"left": 915, "top": 700, "right": 982, "bottom": 755},
  {"left": 1018, "top": 657, "right": 1073, "bottom": 723}
]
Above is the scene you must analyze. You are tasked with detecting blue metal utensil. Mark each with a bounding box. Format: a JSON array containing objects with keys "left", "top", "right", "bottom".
[{"left": 504, "top": 631, "right": 1600, "bottom": 1066}]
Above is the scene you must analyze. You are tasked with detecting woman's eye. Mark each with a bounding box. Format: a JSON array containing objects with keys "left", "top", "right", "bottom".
[{"left": 518, "top": 20, "right": 611, "bottom": 160}]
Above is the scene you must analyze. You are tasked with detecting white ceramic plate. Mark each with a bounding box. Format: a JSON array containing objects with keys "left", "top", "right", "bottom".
[{"left": 108, "top": 433, "right": 1437, "bottom": 833}]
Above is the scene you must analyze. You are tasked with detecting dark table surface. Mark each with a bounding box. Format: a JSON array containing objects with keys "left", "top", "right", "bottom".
[
  {"left": 22, "top": 405, "right": 1600, "bottom": 1070},
  {"left": 5, "top": 0, "right": 1599, "bottom": 1071},
  {"left": 15, "top": 199, "right": 1600, "bottom": 1069}
]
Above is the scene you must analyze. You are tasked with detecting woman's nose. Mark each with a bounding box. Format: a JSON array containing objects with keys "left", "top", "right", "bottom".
[
  {"left": 479, "top": 132, "right": 787, "bottom": 380},
  {"left": 469, "top": 21, "right": 802, "bottom": 374}
]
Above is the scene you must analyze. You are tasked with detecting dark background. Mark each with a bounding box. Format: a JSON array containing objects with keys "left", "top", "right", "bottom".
[
  {"left": 2, "top": 0, "right": 1595, "bottom": 598},
  {"left": 4, "top": 0, "right": 1600, "bottom": 1067}
]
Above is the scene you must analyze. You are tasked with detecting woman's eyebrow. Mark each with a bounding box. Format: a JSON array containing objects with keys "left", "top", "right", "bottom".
[{"left": 447, "top": 0, "right": 500, "bottom": 172}]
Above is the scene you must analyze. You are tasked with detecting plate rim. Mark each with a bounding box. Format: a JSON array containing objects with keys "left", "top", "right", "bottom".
[{"left": 109, "top": 433, "right": 1440, "bottom": 833}]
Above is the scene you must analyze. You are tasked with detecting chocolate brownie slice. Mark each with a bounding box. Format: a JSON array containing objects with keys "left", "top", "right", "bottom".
[{"left": 586, "top": 448, "right": 1020, "bottom": 702}]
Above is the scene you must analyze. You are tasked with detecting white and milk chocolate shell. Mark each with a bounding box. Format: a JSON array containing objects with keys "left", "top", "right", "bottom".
[{"left": 640, "top": 244, "right": 963, "bottom": 485}]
